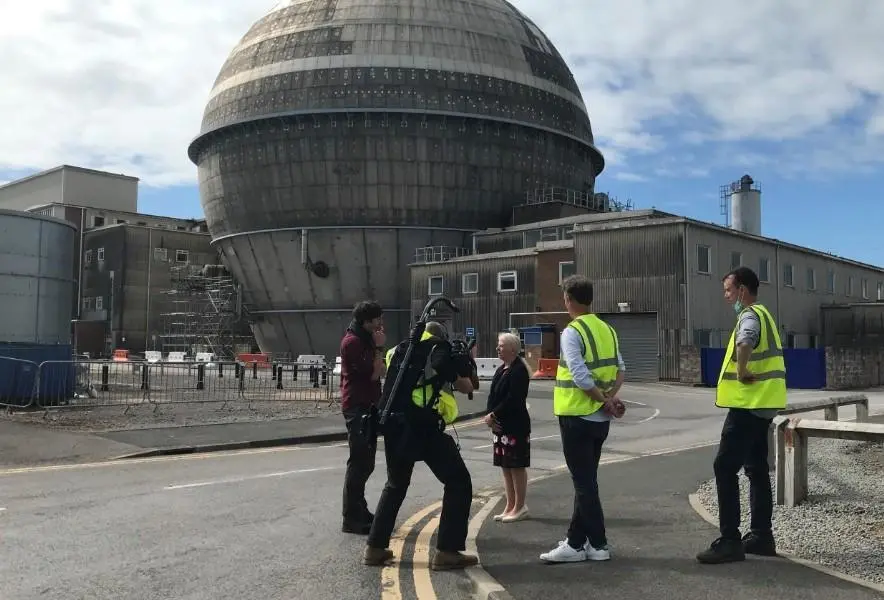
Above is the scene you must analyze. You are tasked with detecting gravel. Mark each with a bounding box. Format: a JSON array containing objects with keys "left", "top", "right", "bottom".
[
  {"left": 695, "top": 437, "right": 884, "bottom": 586},
  {"left": 0, "top": 398, "right": 343, "bottom": 432}
]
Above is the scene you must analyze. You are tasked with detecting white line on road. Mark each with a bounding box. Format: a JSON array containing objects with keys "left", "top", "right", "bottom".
[
  {"left": 0, "top": 508, "right": 6, "bottom": 512},
  {"left": 163, "top": 466, "right": 342, "bottom": 490}
]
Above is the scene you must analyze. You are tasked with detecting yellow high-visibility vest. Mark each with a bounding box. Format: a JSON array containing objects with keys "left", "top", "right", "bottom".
[
  {"left": 716, "top": 303, "right": 787, "bottom": 410},
  {"left": 384, "top": 332, "right": 459, "bottom": 425},
  {"left": 553, "top": 314, "right": 620, "bottom": 417}
]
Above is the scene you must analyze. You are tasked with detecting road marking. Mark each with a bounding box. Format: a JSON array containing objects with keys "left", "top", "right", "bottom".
[
  {"left": 381, "top": 501, "right": 442, "bottom": 600},
  {"left": 473, "top": 433, "right": 559, "bottom": 450},
  {"left": 413, "top": 515, "right": 440, "bottom": 599},
  {"left": 408, "top": 438, "right": 722, "bottom": 599},
  {"left": 0, "top": 508, "right": 6, "bottom": 513},
  {"left": 0, "top": 442, "right": 350, "bottom": 477},
  {"left": 163, "top": 466, "right": 341, "bottom": 490}
]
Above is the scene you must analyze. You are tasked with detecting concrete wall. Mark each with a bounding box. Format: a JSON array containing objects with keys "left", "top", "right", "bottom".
[
  {"left": 679, "top": 345, "right": 702, "bottom": 384},
  {"left": 825, "top": 346, "right": 884, "bottom": 390},
  {"left": 0, "top": 167, "right": 138, "bottom": 213},
  {"left": 0, "top": 169, "right": 64, "bottom": 210}
]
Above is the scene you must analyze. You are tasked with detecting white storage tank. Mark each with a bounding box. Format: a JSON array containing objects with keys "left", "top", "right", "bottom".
[
  {"left": 0, "top": 209, "right": 77, "bottom": 344},
  {"left": 730, "top": 174, "right": 762, "bottom": 236}
]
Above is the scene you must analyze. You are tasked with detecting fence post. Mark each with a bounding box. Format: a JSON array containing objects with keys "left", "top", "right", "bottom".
[
  {"left": 824, "top": 405, "right": 838, "bottom": 421},
  {"left": 101, "top": 364, "right": 110, "bottom": 392},
  {"left": 310, "top": 365, "right": 319, "bottom": 389},
  {"left": 856, "top": 397, "right": 869, "bottom": 422},
  {"left": 321, "top": 365, "right": 328, "bottom": 387},
  {"left": 140, "top": 363, "right": 150, "bottom": 391},
  {"left": 276, "top": 364, "right": 283, "bottom": 390},
  {"left": 218, "top": 363, "right": 224, "bottom": 378},
  {"left": 784, "top": 418, "right": 808, "bottom": 508},
  {"left": 238, "top": 363, "right": 245, "bottom": 394},
  {"left": 293, "top": 363, "right": 299, "bottom": 381},
  {"left": 197, "top": 364, "right": 205, "bottom": 390},
  {"left": 252, "top": 362, "right": 258, "bottom": 380},
  {"left": 772, "top": 416, "right": 788, "bottom": 506}
]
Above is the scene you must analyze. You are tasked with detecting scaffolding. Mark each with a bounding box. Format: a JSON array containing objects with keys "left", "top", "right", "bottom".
[{"left": 158, "top": 264, "right": 254, "bottom": 360}]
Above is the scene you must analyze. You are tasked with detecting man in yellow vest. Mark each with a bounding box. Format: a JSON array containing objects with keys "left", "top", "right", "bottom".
[
  {"left": 364, "top": 321, "right": 478, "bottom": 570},
  {"left": 697, "top": 266, "right": 786, "bottom": 564},
  {"left": 540, "top": 275, "right": 627, "bottom": 564}
]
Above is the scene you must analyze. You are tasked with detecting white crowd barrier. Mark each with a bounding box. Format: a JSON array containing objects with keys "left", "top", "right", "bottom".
[{"left": 475, "top": 357, "right": 503, "bottom": 379}]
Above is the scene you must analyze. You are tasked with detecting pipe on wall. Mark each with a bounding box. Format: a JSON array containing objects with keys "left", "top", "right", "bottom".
[
  {"left": 145, "top": 228, "right": 152, "bottom": 350},
  {"left": 301, "top": 228, "right": 308, "bottom": 265}
]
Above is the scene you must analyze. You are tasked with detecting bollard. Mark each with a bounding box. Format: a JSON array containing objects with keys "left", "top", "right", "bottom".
[
  {"left": 218, "top": 363, "right": 224, "bottom": 378},
  {"left": 101, "top": 364, "right": 110, "bottom": 392},
  {"left": 310, "top": 365, "right": 319, "bottom": 389},
  {"left": 238, "top": 365, "right": 245, "bottom": 393},
  {"left": 197, "top": 364, "right": 205, "bottom": 390},
  {"left": 252, "top": 362, "right": 258, "bottom": 380},
  {"left": 276, "top": 364, "right": 283, "bottom": 390},
  {"left": 140, "top": 363, "right": 149, "bottom": 391},
  {"left": 293, "top": 363, "right": 298, "bottom": 381},
  {"left": 321, "top": 366, "right": 328, "bottom": 387}
]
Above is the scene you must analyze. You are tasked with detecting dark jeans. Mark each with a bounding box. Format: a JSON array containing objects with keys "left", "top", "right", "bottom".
[
  {"left": 714, "top": 408, "right": 774, "bottom": 540},
  {"left": 368, "top": 421, "right": 472, "bottom": 552},
  {"left": 342, "top": 408, "right": 377, "bottom": 523},
  {"left": 559, "top": 416, "right": 610, "bottom": 550}
]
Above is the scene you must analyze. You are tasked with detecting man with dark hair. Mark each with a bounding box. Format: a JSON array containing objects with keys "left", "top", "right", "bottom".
[
  {"left": 697, "top": 266, "right": 786, "bottom": 564},
  {"left": 540, "top": 275, "right": 626, "bottom": 564},
  {"left": 339, "top": 301, "right": 386, "bottom": 534}
]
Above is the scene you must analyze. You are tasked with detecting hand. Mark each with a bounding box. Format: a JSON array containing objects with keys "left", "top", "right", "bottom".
[
  {"left": 372, "top": 328, "right": 386, "bottom": 347},
  {"left": 737, "top": 370, "right": 755, "bottom": 384},
  {"left": 484, "top": 412, "right": 502, "bottom": 433},
  {"left": 603, "top": 396, "right": 626, "bottom": 419}
]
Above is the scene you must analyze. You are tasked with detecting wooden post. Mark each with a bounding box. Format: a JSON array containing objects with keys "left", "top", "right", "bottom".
[
  {"left": 824, "top": 405, "right": 838, "bottom": 421},
  {"left": 856, "top": 397, "right": 869, "bottom": 423},
  {"left": 773, "top": 416, "right": 788, "bottom": 506},
  {"left": 784, "top": 419, "right": 808, "bottom": 507}
]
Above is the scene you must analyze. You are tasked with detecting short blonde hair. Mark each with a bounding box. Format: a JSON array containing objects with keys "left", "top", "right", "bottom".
[{"left": 498, "top": 332, "right": 529, "bottom": 368}]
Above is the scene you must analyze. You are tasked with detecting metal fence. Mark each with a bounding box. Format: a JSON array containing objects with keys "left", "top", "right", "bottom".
[{"left": 0, "top": 355, "right": 340, "bottom": 411}]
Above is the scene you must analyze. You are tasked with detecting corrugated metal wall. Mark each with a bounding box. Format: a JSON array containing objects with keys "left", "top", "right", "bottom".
[
  {"left": 573, "top": 221, "right": 686, "bottom": 380},
  {"left": 600, "top": 313, "right": 660, "bottom": 381},
  {"left": 410, "top": 254, "right": 536, "bottom": 354}
]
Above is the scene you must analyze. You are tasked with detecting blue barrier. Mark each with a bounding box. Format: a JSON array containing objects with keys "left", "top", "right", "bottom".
[
  {"left": 0, "top": 344, "right": 75, "bottom": 405},
  {"left": 700, "top": 348, "right": 826, "bottom": 389}
]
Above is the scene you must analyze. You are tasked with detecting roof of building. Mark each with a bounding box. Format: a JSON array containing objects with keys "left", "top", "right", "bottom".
[
  {"left": 411, "top": 239, "right": 573, "bottom": 265},
  {"left": 475, "top": 208, "right": 672, "bottom": 236},
  {"left": 27, "top": 201, "right": 205, "bottom": 226},
  {"left": 83, "top": 222, "right": 211, "bottom": 236},
  {"left": 0, "top": 165, "right": 139, "bottom": 192},
  {"left": 573, "top": 215, "right": 884, "bottom": 273}
]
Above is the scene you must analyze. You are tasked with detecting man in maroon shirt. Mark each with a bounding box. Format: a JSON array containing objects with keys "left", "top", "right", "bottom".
[{"left": 340, "top": 301, "right": 386, "bottom": 534}]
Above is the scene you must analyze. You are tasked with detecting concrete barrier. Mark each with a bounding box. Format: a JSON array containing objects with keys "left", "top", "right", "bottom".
[{"left": 475, "top": 358, "right": 503, "bottom": 379}]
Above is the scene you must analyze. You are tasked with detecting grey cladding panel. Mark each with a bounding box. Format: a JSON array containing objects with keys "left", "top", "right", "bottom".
[{"left": 600, "top": 313, "right": 659, "bottom": 382}]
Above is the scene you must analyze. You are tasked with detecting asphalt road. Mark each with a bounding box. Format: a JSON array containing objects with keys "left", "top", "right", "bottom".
[{"left": 1, "top": 383, "right": 881, "bottom": 600}]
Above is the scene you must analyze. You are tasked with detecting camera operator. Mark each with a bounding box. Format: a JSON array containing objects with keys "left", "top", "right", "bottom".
[{"left": 363, "top": 321, "right": 479, "bottom": 571}]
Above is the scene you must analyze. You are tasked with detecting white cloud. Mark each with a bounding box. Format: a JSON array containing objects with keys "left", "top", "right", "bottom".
[{"left": 0, "top": 0, "right": 882, "bottom": 187}]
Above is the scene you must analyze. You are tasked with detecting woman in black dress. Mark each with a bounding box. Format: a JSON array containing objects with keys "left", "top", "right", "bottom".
[{"left": 485, "top": 332, "right": 531, "bottom": 523}]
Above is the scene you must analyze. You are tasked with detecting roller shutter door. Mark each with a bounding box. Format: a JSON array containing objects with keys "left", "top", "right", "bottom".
[{"left": 599, "top": 313, "right": 659, "bottom": 382}]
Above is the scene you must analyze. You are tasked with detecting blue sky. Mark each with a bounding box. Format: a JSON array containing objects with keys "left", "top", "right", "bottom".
[{"left": 2, "top": 0, "right": 883, "bottom": 267}]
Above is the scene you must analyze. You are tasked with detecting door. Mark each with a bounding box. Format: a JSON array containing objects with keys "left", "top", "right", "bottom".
[{"left": 599, "top": 313, "right": 659, "bottom": 382}]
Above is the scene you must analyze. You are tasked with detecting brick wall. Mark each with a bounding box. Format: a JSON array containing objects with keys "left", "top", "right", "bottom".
[
  {"left": 679, "top": 345, "right": 702, "bottom": 384},
  {"left": 825, "top": 346, "right": 884, "bottom": 390},
  {"left": 534, "top": 248, "right": 575, "bottom": 313}
]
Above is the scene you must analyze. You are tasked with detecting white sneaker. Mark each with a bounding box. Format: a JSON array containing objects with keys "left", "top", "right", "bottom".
[
  {"left": 584, "top": 543, "right": 611, "bottom": 561},
  {"left": 540, "top": 540, "right": 588, "bottom": 563}
]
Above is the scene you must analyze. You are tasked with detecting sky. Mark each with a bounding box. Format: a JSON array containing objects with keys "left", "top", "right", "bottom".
[{"left": 1, "top": 0, "right": 883, "bottom": 267}]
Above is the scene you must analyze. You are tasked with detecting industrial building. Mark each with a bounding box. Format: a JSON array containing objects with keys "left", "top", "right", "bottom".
[
  {"left": 188, "top": 0, "right": 607, "bottom": 359},
  {"left": 0, "top": 165, "right": 253, "bottom": 359},
  {"left": 410, "top": 177, "right": 884, "bottom": 382}
]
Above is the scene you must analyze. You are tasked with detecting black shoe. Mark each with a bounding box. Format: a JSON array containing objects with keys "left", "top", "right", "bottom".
[
  {"left": 342, "top": 520, "right": 372, "bottom": 535},
  {"left": 697, "top": 537, "right": 746, "bottom": 564},
  {"left": 742, "top": 531, "right": 777, "bottom": 556}
]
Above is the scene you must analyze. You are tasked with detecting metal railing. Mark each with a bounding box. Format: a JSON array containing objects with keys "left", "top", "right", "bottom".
[{"left": 1, "top": 356, "right": 341, "bottom": 412}]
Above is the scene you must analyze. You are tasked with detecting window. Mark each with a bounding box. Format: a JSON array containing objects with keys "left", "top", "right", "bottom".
[
  {"left": 878, "top": 281, "right": 884, "bottom": 301},
  {"left": 428, "top": 275, "right": 443, "bottom": 296},
  {"left": 558, "top": 261, "right": 576, "bottom": 284},
  {"left": 95, "top": 296, "right": 103, "bottom": 310},
  {"left": 462, "top": 273, "right": 478, "bottom": 294},
  {"left": 82, "top": 297, "right": 93, "bottom": 311},
  {"left": 92, "top": 216, "right": 105, "bottom": 227},
  {"left": 806, "top": 268, "right": 816, "bottom": 291},
  {"left": 524, "top": 230, "right": 541, "bottom": 248},
  {"left": 84, "top": 249, "right": 93, "bottom": 265},
  {"left": 497, "top": 271, "right": 517, "bottom": 292},
  {"left": 827, "top": 270, "right": 835, "bottom": 294},
  {"left": 848, "top": 276, "right": 854, "bottom": 296},
  {"left": 862, "top": 278, "right": 869, "bottom": 299},
  {"left": 137, "top": 221, "right": 147, "bottom": 226},
  {"left": 97, "top": 247, "right": 105, "bottom": 262},
  {"left": 697, "top": 245, "right": 711, "bottom": 274},
  {"left": 730, "top": 251, "right": 742, "bottom": 269},
  {"left": 175, "top": 250, "right": 189, "bottom": 263},
  {"left": 783, "top": 264, "right": 793, "bottom": 287},
  {"left": 153, "top": 248, "right": 168, "bottom": 262},
  {"left": 116, "top": 219, "right": 126, "bottom": 224},
  {"left": 758, "top": 258, "right": 770, "bottom": 283}
]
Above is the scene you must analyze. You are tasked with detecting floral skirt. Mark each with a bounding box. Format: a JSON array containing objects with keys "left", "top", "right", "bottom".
[{"left": 492, "top": 432, "right": 530, "bottom": 469}]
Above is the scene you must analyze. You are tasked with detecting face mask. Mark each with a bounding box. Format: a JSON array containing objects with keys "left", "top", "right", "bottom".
[{"left": 733, "top": 287, "right": 745, "bottom": 314}]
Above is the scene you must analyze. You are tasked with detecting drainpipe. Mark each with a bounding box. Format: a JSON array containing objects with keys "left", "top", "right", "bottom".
[{"left": 301, "top": 229, "right": 308, "bottom": 265}]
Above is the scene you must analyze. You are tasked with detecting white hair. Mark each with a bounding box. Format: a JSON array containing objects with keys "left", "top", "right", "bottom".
[{"left": 498, "top": 332, "right": 529, "bottom": 368}]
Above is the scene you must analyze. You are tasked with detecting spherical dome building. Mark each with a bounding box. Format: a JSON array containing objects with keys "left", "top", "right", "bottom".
[{"left": 188, "top": 0, "right": 604, "bottom": 357}]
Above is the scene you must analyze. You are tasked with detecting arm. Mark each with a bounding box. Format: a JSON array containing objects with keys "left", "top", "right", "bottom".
[
  {"left": 371, "top": 348, "right": 386, "bottom": 381},
  {"left": 606, "top": 350, "right": 626, "bottom": 399},
  {"left": 561, "top": 327, "right": 608, "bottom": 405},
  {"left": 735, "top": 310, "right": 761, "bottom": 382},
  {"left": 430, "top": 344, "right": 474, "bottom": 394}
]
